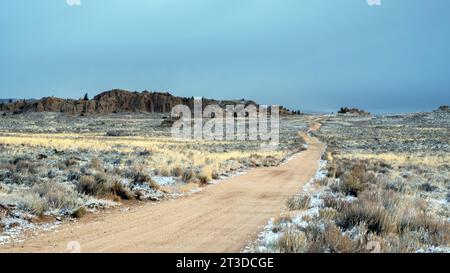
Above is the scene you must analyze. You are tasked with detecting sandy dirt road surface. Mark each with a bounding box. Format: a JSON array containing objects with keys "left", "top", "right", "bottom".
[{"left": 1, "top": 120, "right": 325, "bottom": 253}]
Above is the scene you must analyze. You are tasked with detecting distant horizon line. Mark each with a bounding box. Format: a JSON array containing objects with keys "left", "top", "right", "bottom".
[{"left": 0, "top": 89, "right": 447, "bottom": 116}]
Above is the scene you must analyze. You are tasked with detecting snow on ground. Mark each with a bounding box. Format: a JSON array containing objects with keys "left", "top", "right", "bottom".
[
  {"left": 0, "top": 212, "right": 60, "bottom": 245},
  {"left": 152, "top": 176, "right": 176, "bottom": 185},
  {"left": 0, "top": 137, "right": 309, "bottom": 247},
  {"left": 416, "top": 246, "right": 450, "bottom": 253},
  {"left": 244, "top": 159, "right": 329, "bottom": 252},
  {"left": 84, "top": 197, "right": 119, "bottom": 211}
]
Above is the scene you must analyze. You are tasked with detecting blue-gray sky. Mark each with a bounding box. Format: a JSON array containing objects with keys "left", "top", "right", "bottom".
[{"left": 1, "top": 0, "right": 449, "bottom": 113}]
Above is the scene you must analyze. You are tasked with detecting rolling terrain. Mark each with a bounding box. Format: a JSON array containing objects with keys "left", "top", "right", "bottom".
[{"left": 0, "top": 122, "right": 324, "bottom": 252}]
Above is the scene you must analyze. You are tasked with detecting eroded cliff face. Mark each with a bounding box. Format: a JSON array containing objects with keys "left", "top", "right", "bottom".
[
  {"left": 0, "top": 89, "right": 297, "bottom": 115},
  {"left": 1, "top": 90, "right": 190, "bottom": 115},
  {"left": 93, "top": 90, "right": 188, "bottom": 113}
]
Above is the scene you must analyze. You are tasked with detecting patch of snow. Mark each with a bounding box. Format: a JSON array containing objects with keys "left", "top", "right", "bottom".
[
  {"left": 244, "top": 218, "right": 284, "bottom": 253},
  {"left": 302, "top": 179, "right": 315, "bottom": 193},
  {"left": 84, "top": 197, "right": 119, "bottom": 211},
  {"left": 0, "top": 212, "right": 60, "bottom": 245},
  {"left": 130, "top": 183, "right": 165, "bottom": 201},
  {"left": 152, "top": 176, "right": 176, "bottom": 185},
  {"left": 309, "top": 193, "right": 324, "bottom": 208},
  {"left": 315, "top": 159, "right": 328, "bottom": 180},
  {"left": 415, "top": 246, "right": 450, "bottom": 253},
  {"left": 343, "top": 195, "right": 357, "bottom": 202},
  {"left": 303, "top": 159, "right": 327, "bottom": 193},
  {"left": 430, "top": 198, "right": 448, "bottom": 206},
  {"left": 291, "top": 207, "right": 320, "bottom": 228}
]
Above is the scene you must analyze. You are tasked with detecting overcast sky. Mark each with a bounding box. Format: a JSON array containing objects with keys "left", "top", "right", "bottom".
[{"left": 1, "top": 0, "right": 449, "bottom": 113}]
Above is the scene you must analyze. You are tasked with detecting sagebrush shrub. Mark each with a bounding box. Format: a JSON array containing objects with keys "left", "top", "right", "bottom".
[
  {"left": 170, "top": 166, "right": 183, "bottom": 177},
  {"left": 77, "top": 174, "right": 109, "bottom": 196},
  {"left": 274, "top": 230, "right": 306, "bottom": 253},
  {"left": 337, "top": 163, "right": 376, "bottom": 196},
  {"left": 286, "top": 195, "right": 311, "bottom": 210},
  {"left": 33, "top": 181, "right": 81, "bottom": 213},
  {"left": 110, "top": 180, "right": 132, "bottom": 200}
]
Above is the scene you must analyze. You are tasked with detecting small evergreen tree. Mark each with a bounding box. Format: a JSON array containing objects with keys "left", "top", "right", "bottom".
[{"left": 83, "top": 93, "right": 89, "bottom": 101}]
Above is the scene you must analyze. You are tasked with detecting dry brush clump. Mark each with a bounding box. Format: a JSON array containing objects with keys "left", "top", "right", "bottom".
[
  {"left": 303, "top": 222, "right": 360, "bottom": 253},
  {"left": 0, "top": 182, "right": 83, "bottom": 217},
  {"left": 170, "top": 166, "right": 183, "bottom": 177},
  {"left": 253, "top": 157, "right": 450, "bottom": 253},
  {"left": 329, "top": 159, "right": 450, "bottom": 252},
  {"left": 274, "top": 230, "right": 307, "bottom": 253},
  {"left": 12, "top": 192, "right": 47, "bottom": 216},
  {"left": 76, "top": 173, "right": 112, "bottom": 197},
  {"left": 286, "top": 194, "right": 311, "bottom": 210},
  {"left": 110, "top": 180, "right": 133, "bottom": 200},
  {"left": 327, "top": 159, "right": 378, "bottom": 196},
  {"left": 125, "top": 164, "right": 161, "bottom": 191},
  {"left": 33, "top": 181, "right": 82, "bottom": 213}
]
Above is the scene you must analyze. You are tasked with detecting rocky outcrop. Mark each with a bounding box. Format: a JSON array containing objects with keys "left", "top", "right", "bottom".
[
  {"left": 93, "top": 90, "right": 187, "bottom": 113},
  {"left": 0, "top": 89, "right": 298, "bottom": 116},
  {"left": 1, "top": 90, "right": 193, "bottom": 115},
  {"left": 435, "top": 105, "right": 449, "bottom": 113},
  {"left": 337, "top": 107, "right": 370, "bottom": 116}
]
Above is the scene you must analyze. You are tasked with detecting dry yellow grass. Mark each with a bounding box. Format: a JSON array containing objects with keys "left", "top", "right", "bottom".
[
  {"left": 338, "top": 152, "right": 449, "bottom": 167},
  {"left": 0, "top": 132, "right": 286, "bottom": 178}
]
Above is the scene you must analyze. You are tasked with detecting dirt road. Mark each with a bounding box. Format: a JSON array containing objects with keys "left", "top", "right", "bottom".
[{"left": 1, "top": 121, "right": 325, "bottom": 253}]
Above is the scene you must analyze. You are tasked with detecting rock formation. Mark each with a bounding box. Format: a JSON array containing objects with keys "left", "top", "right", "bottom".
[
  {"left": 0, "top": 89, "right": 298, "bottom": 116},
  {"left": 435, "top": 105, "right": 449, "bottom": 113},
  {"left": 337, "top": 107, "right": 370, "bottom": 116}
]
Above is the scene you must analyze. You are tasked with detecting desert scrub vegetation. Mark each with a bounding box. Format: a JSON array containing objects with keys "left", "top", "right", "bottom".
[
  {"left": 286, "top": 194, "right": 311, "bottom": 210},
  {"left": 0, "top": 113, "right": 309, "bottom": 243},
  {"left": 250, "top": 105, "right": 450, "bottom": 253},
  {"left": 252, "top": 107, "right": 450, "bottom": 254},
  {"left": 0, "top": 133, "right": 288, "bottom": 182},
  {"left": 0, "top": 181, "right": 83, "bottom": 218},
  {"left": 250, "top": 157, "right": 450, "bottom": 253}
]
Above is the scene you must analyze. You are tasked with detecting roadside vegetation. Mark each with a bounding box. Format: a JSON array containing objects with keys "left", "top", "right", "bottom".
[
  {"left": 0, "top": 112, "right": 307, "bottom": 244},
  {"left": 249, "top": 111, "right": 450, "bottom": 253}
]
